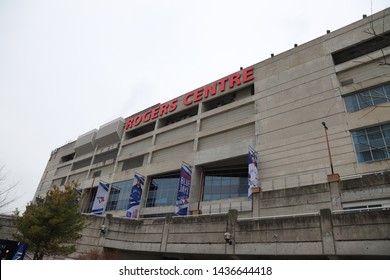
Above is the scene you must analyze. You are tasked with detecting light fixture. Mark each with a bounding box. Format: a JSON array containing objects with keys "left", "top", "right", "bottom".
[
  {"left": 224, "top": 232, "right": 233, "bottom": 245},
  {"left": 100, "top": 224, "right": 107, "bottom": 235}
]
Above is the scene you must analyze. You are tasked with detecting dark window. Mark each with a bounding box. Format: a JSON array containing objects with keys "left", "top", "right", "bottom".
[
  {"left": 93, "top": 149, "right": 118, "bottom": 165},
  {"left": 121, "top": 155, "right": 145, "bottom": 171},
  {"left": 94, "top": 149, "right": 118, "bottom": 164},
  {"left": 343, "top": 204, "right": 382, "bottom": 211},
  {"left": 60, "top": 153, "right": 75, "bottom": 163},
  {"left": 71, "top": 157, "right": 92, "bottom": 171},
  {"left": 92, "top": 171, "right": 101, "bottom": 178},
  {"left": 125, "top": 122, "right": 156, "bottom": 139},
  {"left": 203, "top": 84, "right": 253, "bottom": 112},
  {"left": 159, "top": 106, "right": 198, "bottom": 128},
  {"left": 332, "top": 30, "right": 390, "bottom": 65}
]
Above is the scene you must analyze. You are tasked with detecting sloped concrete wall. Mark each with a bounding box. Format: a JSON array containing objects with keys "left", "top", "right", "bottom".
[{"left": 1, "top": 208, "right": 389, "bottom": 259}]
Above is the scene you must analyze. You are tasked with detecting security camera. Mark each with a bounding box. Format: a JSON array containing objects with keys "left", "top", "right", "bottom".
[
  {"left": 100, "top": 225, "right": 107, "bottom": 234},
  {"left": 224, "top": 232, "right": 232, "bottom": 245}
]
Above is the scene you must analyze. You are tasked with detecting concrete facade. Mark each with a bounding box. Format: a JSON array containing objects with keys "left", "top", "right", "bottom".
[
  {"left": 27, "top": 9, "right": 390, "bottom": 258},
  {"left": 2, "top": 176, "right": 390, "bottom": 259}
]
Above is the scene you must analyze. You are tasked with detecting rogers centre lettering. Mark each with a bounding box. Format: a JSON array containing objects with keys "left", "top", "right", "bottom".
[{"left": 125, "top": 66, "right": 254, "bottom": 130}]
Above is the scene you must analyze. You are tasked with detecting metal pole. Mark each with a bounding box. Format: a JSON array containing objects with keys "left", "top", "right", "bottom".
[{"left": 322, "top": 122, "right": 334, "bottom": 175}]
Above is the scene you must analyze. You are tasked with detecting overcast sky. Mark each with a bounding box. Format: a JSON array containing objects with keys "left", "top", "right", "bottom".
[{"left": 0, "top": 0, "right": 389, "bottom": 214}]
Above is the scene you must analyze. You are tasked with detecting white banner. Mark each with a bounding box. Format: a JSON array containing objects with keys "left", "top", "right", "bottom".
[
  {"left": 248, "top": 147, "right": 259, "bottom": 199},
  {"left": 91, "top": 181, "right": 109, "bottom": 215}
]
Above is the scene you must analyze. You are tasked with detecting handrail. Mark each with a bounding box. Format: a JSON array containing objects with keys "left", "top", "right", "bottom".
[
  {"left": 238, "top": 211, "right": 319, "bottom": 221},
  {"left": 332, "top": 206, "right": 390, "bottom": 214}
]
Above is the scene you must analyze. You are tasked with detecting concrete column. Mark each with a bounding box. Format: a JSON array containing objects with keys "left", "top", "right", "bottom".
[
  {"left": 189, "top": 166, "right": 202, "bottom": 213},
  {"left": 319, "top": 209, "right": 336, "bottom": 256},
  {"left": 329, "top": 182, "right": 342, "bottom": 210},
  {"left": 160, "top": 214, "right": 173, "bottom": 253},
  {"left": 252, "top": 191, "right": 262, "bottom": 217},
  {"left": 97, "top": 214, "right": 112, "bottom": 253},
  {"left": 225, "top": 209, "right": 238, "bottom": 255}
]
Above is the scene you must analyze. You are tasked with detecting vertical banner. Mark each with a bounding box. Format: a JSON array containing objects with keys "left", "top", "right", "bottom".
[
  {"left": 175, "top": 163, "right": 192, "bottom": 216},
  {"left": 126, "top": 174, "right": 145, "bottom": 219},
  {"left": 91, "top": 181, "right": 109, "bottom": 215},
  {"left": 248, "top": 147, "right": 259, "bottom": 199},
  {"left": 11, "top": 242, "right": 28, "bottom": 260}
]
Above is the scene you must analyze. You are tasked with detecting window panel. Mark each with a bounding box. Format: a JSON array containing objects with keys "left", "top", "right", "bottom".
[
  {"left": 355, "top": 143, "right": 370, "bottom": 152},
  {"left": 357, "top": 151, "right": 373, "bottom": 162},
  {"left": 343, "top": 82, "right": 390, "bottom": 112},
  {"left": 352, "top": 123, "right": 390, "bottom": 163},
  {"left": 357, "top": 92, "right": 372, "bottom": 109},
  {"left": 384, "top": 84, "right": 390, "bottom": 98},
  {"left": 366, "top": 126, "right": 381, "bottom": 134},
  {"left": 344, "top": 95, "right": 359, "bottom": 112},
  {"left": 106, "top": 180, "right": 132, "bottom": 211},
  {"left": 202, "top": 168, "right": 248, "bottom": 201},
  {"left": 370, "top": 87, "right": 386, "bottom": 105},
  {"left": 370, "top": 138, "right": 385, "bottom": 149},
  {"left": 372, "top": 149, "right": 387, "bottom": 160},
  {"left": 382, "top": 124, "right": 390, "bottom": 137},
  {"left": 146, "top": 174, "right": 180, "bottom": 207}
]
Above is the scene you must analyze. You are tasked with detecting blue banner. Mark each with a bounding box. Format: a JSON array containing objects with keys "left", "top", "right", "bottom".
[
  {"left": 91, "top": 181, "right": 109, "bottom": 215},
  {"left": 248, "top": 148, "right": 259, "bottom": 199},
  {"left": 126, "top": 174, "right": 145, "bottom": 219},
  {"left": 175, "top": 163, "right": 192, "bottom": 216},
  {"left": 11, "top": 242, "right": 28, "bottom": 260}
]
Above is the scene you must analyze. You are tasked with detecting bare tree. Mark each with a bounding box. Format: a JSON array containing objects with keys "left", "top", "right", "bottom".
[
  {"left": 363, "top": 8, "right": 390, "bottom": 67},
  {"left": 0, "top": 165, "right": 19, "bottom": 214}
]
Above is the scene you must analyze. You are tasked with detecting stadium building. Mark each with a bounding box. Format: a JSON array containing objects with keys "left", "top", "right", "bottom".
[{"left": 27, "top": 9, "right": 390, "bottom": 259}]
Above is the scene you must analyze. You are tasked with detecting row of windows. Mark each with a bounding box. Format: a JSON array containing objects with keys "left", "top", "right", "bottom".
[
  {"left": 86, "top": 120, "right": 390, "bottom": 214},
  {"left": 81, "top": 82, "right": 390, "bottom": 213},
  {"left": 124, "top": 85, "right": 254, "bottom": 140},
  {"left": 343, "top": 82, "right": 390, "bottom": 162},
  {"left": 97, "top": 121, "right": 390, "bottom": 212},
  {"left": 80, "top": 119, "right": 390, "bottom": 214},
  {"left": 343, "top": 83, "right": 390, "bottom": 112},
  {"left": 104, "top": 168, "right": 249, "bottom": 212}
]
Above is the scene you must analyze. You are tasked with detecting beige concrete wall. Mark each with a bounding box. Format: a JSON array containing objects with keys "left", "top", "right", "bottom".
[{"left": 35, "top": 9, "right": 390, "bottom": 218}]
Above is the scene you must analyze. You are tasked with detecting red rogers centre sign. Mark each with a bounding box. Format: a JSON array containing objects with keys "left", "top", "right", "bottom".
[{"left": 125, "top": 66, "right": 254, "bottom": 130}]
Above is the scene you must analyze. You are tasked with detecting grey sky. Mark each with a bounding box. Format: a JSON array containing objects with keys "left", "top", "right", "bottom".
[{"left": 0, "top": 0, "right": 389, "bottom": 213}]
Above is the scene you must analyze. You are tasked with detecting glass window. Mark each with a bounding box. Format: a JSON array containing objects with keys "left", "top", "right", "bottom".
[
  {"left": 106, "top": 180, "right": 132, "bottom": 211},
  {"left": 370, "top": 87, "right": 386, "bottom": 105},
  {"left": 146, "top": 173, "right": 180, "bottom": 207},
  {"left": 384, "top": 84, "right": 390, "bottom": 99},
  {"left": 344, "top": 95, "right": 359, "bottom": 112},
  {"left": 202, "top": 168, "right": 248, "bottom": 201},
  {"left": 352, "top": 123, "right": 390, "bottom": 162},
  {"left": 343, "top": 83, "right": 390, "bottom": 112}
]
